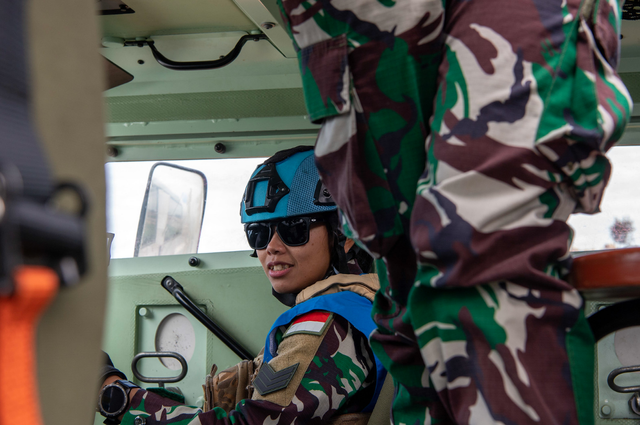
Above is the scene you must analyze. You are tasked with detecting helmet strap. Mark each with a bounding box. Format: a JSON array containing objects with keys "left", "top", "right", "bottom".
[
  {"left": 329, "top": 226, "right": 351, "bottom": 275},
  {"left": 271, "top": 288, "right": 297, "bottom": 307}
]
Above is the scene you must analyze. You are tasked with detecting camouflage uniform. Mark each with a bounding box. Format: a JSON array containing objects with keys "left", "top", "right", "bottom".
[
  {"left": 276, "top": 0, "right": 631, "bottom": 423},
  {"left": 121, "top": 274, "right": 384, "bottom": 425}
]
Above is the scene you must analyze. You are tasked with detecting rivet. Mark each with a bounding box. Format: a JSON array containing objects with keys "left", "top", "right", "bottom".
[
  {"left": 214, "top": 143, "right": 226, "bottom": 154},
  {"left": 260, "top": 22, "right": 276, "bottom": 30}
]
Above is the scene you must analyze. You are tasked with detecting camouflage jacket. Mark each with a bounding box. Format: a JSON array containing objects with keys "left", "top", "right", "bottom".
[{"left": 121, "top": 274, "right": 382, "bottom": 425}]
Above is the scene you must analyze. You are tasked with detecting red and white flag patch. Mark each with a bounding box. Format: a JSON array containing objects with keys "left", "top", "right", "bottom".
[{"left": 284, "top": 311, "right": 333, "bottom": 338}]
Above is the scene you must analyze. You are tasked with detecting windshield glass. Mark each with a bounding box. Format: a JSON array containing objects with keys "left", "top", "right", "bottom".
[
  {"left": 105, "top": 146, "right": 639, "bottom": 259},
  {"left": 106, "top": 157, "right": 265, "bottom": 258}
]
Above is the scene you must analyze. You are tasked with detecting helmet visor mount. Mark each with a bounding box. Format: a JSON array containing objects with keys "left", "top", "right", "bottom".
[
  {"left": 243, "top": 162, "right": 289, "bottom": 216},
  {"left": 245, "top": 216, "right": 326, "bottom": 250}
]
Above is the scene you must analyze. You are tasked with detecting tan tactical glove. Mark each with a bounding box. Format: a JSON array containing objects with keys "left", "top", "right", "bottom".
[{"left": 202, "top": 350, "right": 263, "bottom": 414}]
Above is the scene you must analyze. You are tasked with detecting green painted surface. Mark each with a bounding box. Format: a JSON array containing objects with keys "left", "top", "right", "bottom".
[
  {"left": 101, "top": 0, "right": 256, "bottom": 39},
  {"left": 620, "top": 72, "right": 640, "bottom": 109},
  {"left": 101, "top": 32, "right": 301, "bottom": 98},
  {"left": 106, "top": 88, "right": 307, "bottom": 122},
  {"left": 102, "top": 251, "right": 287, "bottom": 407},
  {"left": 586, "top": 300, "right": 640, "bottom": 425}
]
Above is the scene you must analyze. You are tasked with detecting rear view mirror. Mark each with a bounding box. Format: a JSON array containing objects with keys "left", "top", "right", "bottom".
[{"left": 134, "top": 163, "right": 206, "bottom": 257}]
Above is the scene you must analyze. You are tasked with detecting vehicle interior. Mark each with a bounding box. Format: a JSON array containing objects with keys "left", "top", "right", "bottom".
[{"left": 16, "top": 0, "right": 640, "bottom": 424}]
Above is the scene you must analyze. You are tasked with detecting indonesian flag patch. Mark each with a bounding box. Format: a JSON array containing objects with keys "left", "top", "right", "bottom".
[{"left": 283, "top": 311, "right": 333, "bottom": 338}]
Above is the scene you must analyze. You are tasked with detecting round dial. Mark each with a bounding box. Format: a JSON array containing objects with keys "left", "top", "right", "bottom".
[
  {"left": 155, "top": 313, "right": 196, "bottom": 370},
  {"left": 614, "top": 325, "right": 640, "bottom": 367}
]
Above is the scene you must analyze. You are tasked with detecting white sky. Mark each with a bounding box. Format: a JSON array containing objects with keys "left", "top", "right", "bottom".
[
  {"left": 567, "top": 145, "right": 640, "bottom": 251},
  {"left": 105, "top": 146, "right": 639, "bottom": 259},
  {"left": 106, "top": 157, "right": 266, "bottom": 258}
]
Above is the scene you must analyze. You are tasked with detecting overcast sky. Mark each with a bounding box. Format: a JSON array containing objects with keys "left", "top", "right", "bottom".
[
  {"left": 106, "top": 157, "right": 265, "bottom": 258},
  {"left": 106, "top": 146, "right": 639, "bottom": 259}
]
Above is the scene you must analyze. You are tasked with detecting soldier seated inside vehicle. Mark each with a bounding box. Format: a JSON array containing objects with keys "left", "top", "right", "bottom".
[{"left": 98, "top": 146, "right": 386, "bottom": 425}]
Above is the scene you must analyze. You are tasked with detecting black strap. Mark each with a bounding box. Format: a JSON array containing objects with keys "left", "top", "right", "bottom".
[
  {"left": 0, "top": 0, "right": 88, "bottom": 293},
  {"left": 0, "top": 0, "right": 53, "bottom": 201},
  {"left": 587, "top": 298, "right": 640, "bottom": 341}
]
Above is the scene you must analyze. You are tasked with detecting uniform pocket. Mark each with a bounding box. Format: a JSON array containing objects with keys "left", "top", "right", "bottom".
[{"left": 298, "top": 34, "right": 351, "bottom": 123}]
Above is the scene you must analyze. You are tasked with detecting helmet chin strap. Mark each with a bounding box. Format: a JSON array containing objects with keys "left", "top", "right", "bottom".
[
  {"left": 271, "top": 288, "right": 297, "bottom": 307},
  {"left": 331, "top": 229, "right": 351, "bottom": 275}
]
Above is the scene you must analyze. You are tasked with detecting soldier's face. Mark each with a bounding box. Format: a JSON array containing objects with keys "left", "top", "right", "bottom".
[{"left": 257, "top": 223, "right": 331, "bottom": 295}]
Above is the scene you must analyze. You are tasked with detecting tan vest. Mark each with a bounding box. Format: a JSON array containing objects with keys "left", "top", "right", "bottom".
[
  {"left": 297, "top": 274, "right": 381, "bottom": 425},
  {"left": 295, "top": 273, "right": 379, "bottom": 305},
  {"left": 204, "top": 273, "right": 381, "bottom": 425}
]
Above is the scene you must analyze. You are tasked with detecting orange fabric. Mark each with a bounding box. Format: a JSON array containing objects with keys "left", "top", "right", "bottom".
[{"left": 0, "top": 266, "right": 58, "bottom": 425}]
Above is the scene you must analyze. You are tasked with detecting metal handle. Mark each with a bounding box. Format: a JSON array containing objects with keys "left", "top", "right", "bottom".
[
  {"left": 161, "top": 276, "right": 253, "bottom": 360},
  {"left": 131, "top": 351, "right": 188, "bottom": 386},
  {"left": 608, "top": 365, "right": 640, "bottom": 393},
  {"left": 124, "top": 34, "right": 268, "bottom": 71}
]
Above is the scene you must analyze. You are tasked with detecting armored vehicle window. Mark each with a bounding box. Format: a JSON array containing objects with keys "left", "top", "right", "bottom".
[{"left": 106, "top": 157, "right": 265, "bottom": 258}]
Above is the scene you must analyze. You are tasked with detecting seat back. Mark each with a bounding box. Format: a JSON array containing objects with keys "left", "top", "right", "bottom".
[{"left": 569, "top": 247, "right": 640, "bottom": 300}]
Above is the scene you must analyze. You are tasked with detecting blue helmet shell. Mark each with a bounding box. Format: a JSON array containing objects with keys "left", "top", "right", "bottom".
[{"left": 241, "top": 147, "right": 336, "bottom": 223}]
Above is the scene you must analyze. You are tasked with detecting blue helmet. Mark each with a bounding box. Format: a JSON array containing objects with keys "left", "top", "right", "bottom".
[
  {"left": 241, "top": 146, "right": 336, "bottom": 223},
  {"left": 241, "top": 146, "right": 373, "bottom": 307}
]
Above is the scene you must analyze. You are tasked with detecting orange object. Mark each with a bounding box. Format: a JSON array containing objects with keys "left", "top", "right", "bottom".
[
  {"left": 0, "top": 266, "right": 58, "bottom": 425},
  {"left": 569, "top": 248, "right": 640, "bottom": 299}
]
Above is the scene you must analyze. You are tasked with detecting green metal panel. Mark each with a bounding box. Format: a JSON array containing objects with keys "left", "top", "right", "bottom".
[
  {"left": 101, "top": 0, "right": 256, "bottom": 38},
  {"left": 134, "top": 304, "right": 209, "bottom": 401},
  {"left": 102, "top": 251, "right": 287, "bottom": 408},
  {"left": 585, "top": 301, "right": 640, "bottom": 424},
  {"left": 106, "top": 88, "right": 307, "bottom": 122},
  {"left": 230, "top": 0, "right": 296, "bottom": 57},
  {"left": 105, "top": 118, "right": 318, "bottom": 162},
  {"left": 101, "top": 32, "right": 301, "bottom": 98},
  {"left": 619, "top": 73, "right": 640, "bottom": 114}
]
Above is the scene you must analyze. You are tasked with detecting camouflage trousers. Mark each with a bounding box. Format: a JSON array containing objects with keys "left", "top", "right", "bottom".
[
  {"left": 277, "top": 0, "right": 631, "bottom": 423},
  {"left": 371, "top": 264, "right": 595, "bottom": 424}
]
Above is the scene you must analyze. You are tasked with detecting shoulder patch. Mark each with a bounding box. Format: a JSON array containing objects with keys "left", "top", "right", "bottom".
[
  {"left": 284, "top": 311, "right": 333, "bottom": 338},
  {"left": 253, "top": 363, "right": 299, "bottom": 396}
]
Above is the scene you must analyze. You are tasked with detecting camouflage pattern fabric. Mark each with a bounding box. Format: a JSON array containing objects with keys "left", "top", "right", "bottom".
[
  {"left": 276, "top": 0, "right": 631, "bottom": 423},
  {"left": 120, "top": 315, "right": 377, "bottom": 425}
]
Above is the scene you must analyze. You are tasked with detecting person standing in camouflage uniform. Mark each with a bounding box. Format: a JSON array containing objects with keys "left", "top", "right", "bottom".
[
  {"left": 276, "top": 0, "right": 631, "bottom": 423},
  {"left": 98, "top": 147, "right": 386, "bottom": 425}
]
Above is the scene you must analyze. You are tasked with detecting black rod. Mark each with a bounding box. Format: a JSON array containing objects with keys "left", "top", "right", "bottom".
[{"left": 161, "top": 275, "right": 253, "bottom": 360}]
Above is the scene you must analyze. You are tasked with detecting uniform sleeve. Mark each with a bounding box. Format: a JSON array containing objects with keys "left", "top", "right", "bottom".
[{"left": 121, "top": 314, "right": 377, "bottom": 425}]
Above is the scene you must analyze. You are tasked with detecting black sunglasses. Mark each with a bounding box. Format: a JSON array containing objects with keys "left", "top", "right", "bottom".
[{"left": 245, "top": 216, "right": 324, "bottom": 250}]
